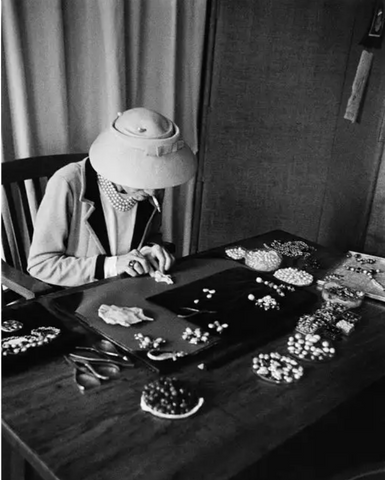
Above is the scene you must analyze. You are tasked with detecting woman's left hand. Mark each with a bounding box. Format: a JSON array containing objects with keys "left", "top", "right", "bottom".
[{"left": 140, "top": 244, "right": 175, "bottom": 273}]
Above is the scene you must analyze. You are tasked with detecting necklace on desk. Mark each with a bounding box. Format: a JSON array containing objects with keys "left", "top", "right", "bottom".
[{"left": 97, "top": 174, "right": 138, "bottom": 212}]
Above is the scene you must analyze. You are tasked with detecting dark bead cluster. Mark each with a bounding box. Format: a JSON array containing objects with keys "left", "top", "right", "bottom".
[
  {"left": 325, "top": 285, "right": 365, "bottom": 301},
  {"left": 346, "top": 253, "right": 376, "bottom": 265},
  {"left": 142, "top": 377, "right": 198, "bottom": 415},
  {"left": 270, "top": 240, "right": 316, "bottom": 258}
]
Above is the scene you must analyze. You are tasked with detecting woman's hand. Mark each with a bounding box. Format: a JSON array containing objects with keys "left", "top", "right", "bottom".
[
  {"left": 140, "top": 244, "right": 175, "bottom": 273},
  {"left": 116, "top": 249, "right": 154, "bottom": 277}
]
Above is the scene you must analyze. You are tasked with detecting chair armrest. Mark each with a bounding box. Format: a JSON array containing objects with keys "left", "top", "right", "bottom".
[{"left": 1, "top": 260, "right": 56, "bottom": 300}]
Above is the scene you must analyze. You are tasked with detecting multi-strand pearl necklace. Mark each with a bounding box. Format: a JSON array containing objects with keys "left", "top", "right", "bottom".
[{"left": 97, "top": 174, "right": 138, "bottom": 212}]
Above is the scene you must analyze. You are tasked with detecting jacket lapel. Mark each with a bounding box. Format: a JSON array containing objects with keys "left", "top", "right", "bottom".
[{"left": 82, "top": 159, "right": 111, "bottom": 256}]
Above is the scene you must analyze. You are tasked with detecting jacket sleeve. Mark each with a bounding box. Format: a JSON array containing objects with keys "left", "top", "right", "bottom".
[{"left": 27, "top": 173, "right": 101, "bottom": 287}]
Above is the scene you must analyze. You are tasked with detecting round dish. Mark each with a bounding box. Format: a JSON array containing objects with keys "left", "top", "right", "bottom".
[
  {"left": 321, "top": 281, "right": 364, "bottom": 309},
  {"left": 252, "top": 352, "right": 304, "bottom": 385},
  {"left": 141, "top": 377, "right": 203, "bottom": 419},
  {"left": 287, "top": 333, "right": 336, "bottom": 363}
]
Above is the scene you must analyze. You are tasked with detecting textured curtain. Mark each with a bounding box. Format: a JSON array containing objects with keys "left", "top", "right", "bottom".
[{"left": 2, "top": 0, "right": 207, "bottom": 256}]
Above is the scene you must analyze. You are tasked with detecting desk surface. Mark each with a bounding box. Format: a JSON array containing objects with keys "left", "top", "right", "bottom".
[{"left": 2, "top": 230, "right": 385, "bottom": 480}]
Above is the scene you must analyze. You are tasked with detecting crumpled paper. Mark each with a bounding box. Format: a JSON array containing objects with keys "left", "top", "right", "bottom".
[{"left": 98, "top": 305, "right": 154, "bottom": 327}]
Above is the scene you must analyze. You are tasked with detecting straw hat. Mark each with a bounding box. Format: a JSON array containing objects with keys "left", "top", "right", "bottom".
[{"left": 89, "top": 108, "right": 197, "bottom": 188}]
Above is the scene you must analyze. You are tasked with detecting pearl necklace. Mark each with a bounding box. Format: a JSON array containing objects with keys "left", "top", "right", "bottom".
[{"left": 97, "top": 174, "right": 138, "bottom": 212}]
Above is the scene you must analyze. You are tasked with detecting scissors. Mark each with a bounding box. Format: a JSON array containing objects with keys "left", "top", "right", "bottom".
[{"left": 69, "top": 339, "right": 134, "bottom": 368}]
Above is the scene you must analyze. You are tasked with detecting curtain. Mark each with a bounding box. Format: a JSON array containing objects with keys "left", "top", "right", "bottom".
[{"left": 2, "top": 0, "right": 207, "bottom": 257}]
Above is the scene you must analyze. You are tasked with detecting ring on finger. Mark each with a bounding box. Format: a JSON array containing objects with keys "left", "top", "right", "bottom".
[{"left": 128, "top": 260, "right": 137, "bottom": 268}]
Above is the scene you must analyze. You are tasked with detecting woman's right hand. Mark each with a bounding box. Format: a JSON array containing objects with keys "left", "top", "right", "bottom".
[{"left": 116, "top": 249, "right": 154, "bottom": 277}]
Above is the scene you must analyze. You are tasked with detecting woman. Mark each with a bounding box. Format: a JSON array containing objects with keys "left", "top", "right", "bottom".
[{"left": 27, "top": 107, "right": 197, "bottom": 287}]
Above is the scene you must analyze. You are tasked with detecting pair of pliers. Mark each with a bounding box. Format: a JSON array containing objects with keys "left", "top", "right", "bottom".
[{"left": 64, "top": 355, "right": 120, "bottom": 393}]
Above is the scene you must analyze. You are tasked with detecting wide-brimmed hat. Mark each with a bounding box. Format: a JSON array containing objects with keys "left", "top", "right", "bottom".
[{"left": 89, "top": 108, "right": 197, "bottom": 188}]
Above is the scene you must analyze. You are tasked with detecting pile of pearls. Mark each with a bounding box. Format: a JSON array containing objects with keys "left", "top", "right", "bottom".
[
  {"left": 244, "top": 248, "right": 282, "bottom": 272},
  {"left": 225, "top": 246, "right": 247, "bottom": 260},
  {"left": 252, "top": 352, "right": 304, "bottom": 384},
  {"left": 287, "top": 333, "right": 335, "bottom": 362},
  {"left": 134, "top": 333, "right": 166, "bottom": 350},
  {"left": 274, "top": 268, "right": 314, "bottom": 286},
  {"left": 182, "top": 327, "right": 210, "bottom": 344},
  {"left": 208, "top": 321, "right": 229, "bottom": 334}
]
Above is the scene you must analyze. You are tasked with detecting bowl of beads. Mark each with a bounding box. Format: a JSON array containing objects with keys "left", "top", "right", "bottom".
[
  {"left": 321, "top": 281, "right": 364, "bottom": 309},
  {"left": 252, "top": 352, "right": 304, "bottom": 385},
  {"left": 273, "top": 267, "right": 314, "bottom": 286},
  {"left": 287, "top": 333, "right": 335, "bottom": 362},
  {"left": 140, "top": 377, "right": 204, "bottom": 419},
  {"left": 244, "top": 248, "right": 282, "bottom": 272}
]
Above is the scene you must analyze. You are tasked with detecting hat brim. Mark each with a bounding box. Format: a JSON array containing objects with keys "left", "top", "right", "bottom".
[{"left": 89, "top": 128, "right": 197, "bottom": 189}]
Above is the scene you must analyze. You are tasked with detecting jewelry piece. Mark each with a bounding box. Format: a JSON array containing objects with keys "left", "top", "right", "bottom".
[
  {"left": 346, "top": 252, "right": 376, "bottom": 265},
  {"left": 134, "top": 333, "right": 166, "bottom": 350},
  {"left": 207, "top": 321, "right": 229, "bottom": 333},
  {"left": 335, "top": 319, "right": 355, "bottom": 336},
  {"left": 225, "top": 246, "right": 247, "bottom": 260},
  {"left": 147, "top": 350, "right": 187, "bottom": 361},
  {"left": 1, "top": 320, "right": 24, "bottom": 333},
  {"left": 255, "top": 295, "right": 280, "bottom": 311},
  {"left": 31, "top": 326, "right": 61, "bottom": 340},
  {"left": 203, "top": 288, "right": 216, "bottom": 298},
  {"left": 98, "top": 174, "right": 138, "bottom": 212},
  {"left": 252, "top": 352, "right": 304, "bottom": 384},
  {"left": 182, "top": 327, "right": 210, "bottom": 344},
  {"left": 267, "top": 240, "right": 316, "bottom": 258},
  {"left": 323, "top": 273, "right": 345, "bottom": 282},
  {"left": 128, "top": 260, "right": 137, "bottom": 268},
  {"left": 273, "top": 268, "right": 313, "bottom": 286},
  {"left": 287, "top": 333, "right": 335, "bottom": 362},
  {"left": 255, "top": 276, "right": 295, "bottom": 296},
  {"left": 244, "top": 248, "right": 282, "bottom": 272}
]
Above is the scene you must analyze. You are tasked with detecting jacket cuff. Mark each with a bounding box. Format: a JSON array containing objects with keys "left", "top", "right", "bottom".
[{"left": 95, "top": 255, "right": 107, "bottom": 280}]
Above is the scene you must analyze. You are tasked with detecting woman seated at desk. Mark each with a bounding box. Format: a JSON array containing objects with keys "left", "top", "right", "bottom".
[{"left": 27, "top": 107, "right": 197, "bottom": 287}]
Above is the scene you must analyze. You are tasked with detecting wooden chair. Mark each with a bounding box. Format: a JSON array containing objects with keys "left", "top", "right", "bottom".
[{"left": 1, "top": 153, "right": 87, "bottom": 302}]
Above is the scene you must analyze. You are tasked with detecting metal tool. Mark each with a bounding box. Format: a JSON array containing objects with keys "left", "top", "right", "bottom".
[
  {"left": 68, "top": 354, "right": 120, "bottom": 380},
  {"left": 64, "top": 355, "right": 102, "bottom": 393},
  {"left": 177, "top": 307, "right": 217, "bottom": 318},
  {"left": 71, "top": 339, "right": 134, "bottom": 367}
]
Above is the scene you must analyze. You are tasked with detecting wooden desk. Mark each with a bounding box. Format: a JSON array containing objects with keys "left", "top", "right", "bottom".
[{"left": 2, "top": 231, "right": 385, "bottom": 480}]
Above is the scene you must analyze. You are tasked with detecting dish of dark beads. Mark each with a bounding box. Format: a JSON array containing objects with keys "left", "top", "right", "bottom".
[{"left": 142, "top": 377, "right": 199, "bottom": 416}]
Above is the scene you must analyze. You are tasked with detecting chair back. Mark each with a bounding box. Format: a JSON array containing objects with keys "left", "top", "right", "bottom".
[{"left": 1, "top": 153, "right": 87, "bottom": 272}]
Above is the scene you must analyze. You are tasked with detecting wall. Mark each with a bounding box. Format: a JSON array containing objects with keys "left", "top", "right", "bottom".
[{"left": 196, "top": 0, "right": 385, "bottom": 255}]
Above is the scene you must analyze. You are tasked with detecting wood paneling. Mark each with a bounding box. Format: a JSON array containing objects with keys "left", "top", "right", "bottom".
[{"left": 197, "top": 0, "right": 384, "bottom": 253}]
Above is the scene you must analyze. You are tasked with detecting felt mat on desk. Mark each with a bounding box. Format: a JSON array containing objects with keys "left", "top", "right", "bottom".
[
  {"left": 1, "top": 302, "right": 82, "bottom": 376},
  {"left": 147, "top": 267, "right": 317, "bottom": 344}
]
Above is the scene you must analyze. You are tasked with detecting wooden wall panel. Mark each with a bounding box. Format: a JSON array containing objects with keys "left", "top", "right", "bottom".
[{"left": 197, "top": 0, "right": 383, "bottom": 253}]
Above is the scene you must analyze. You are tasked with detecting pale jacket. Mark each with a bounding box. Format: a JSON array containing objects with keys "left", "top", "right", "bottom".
[{"left": 27, "top": 158, "right": 161, "bottom": 287}]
